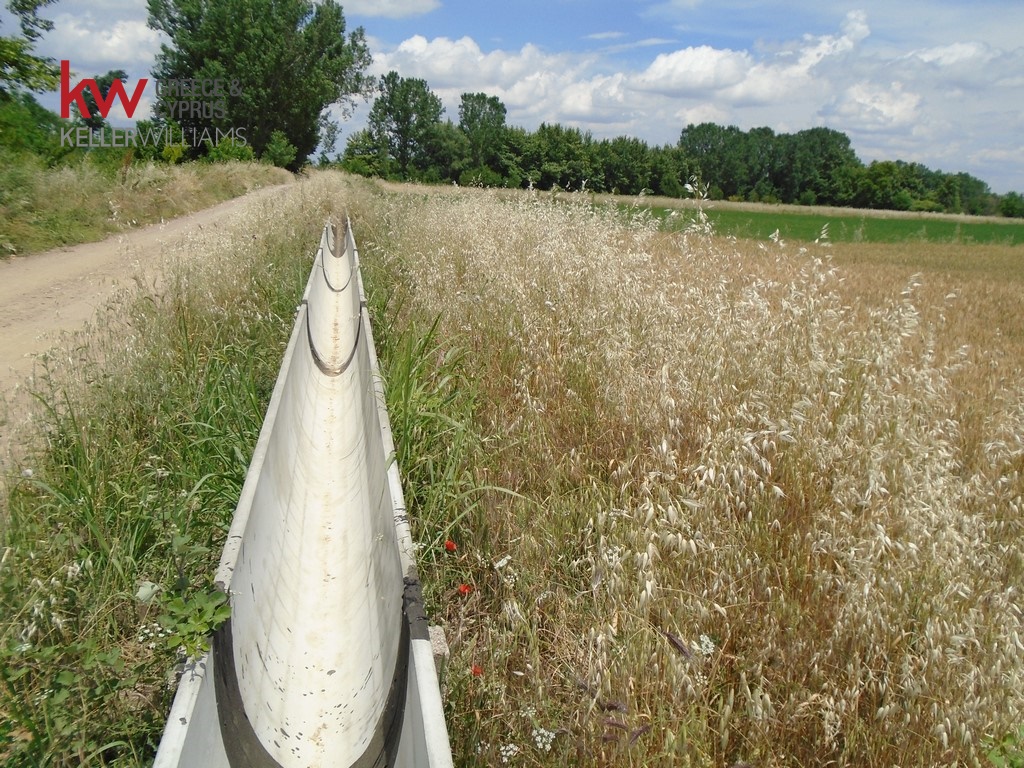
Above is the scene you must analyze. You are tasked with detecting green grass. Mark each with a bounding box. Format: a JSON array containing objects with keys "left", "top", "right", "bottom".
[
  {"left": 0, "top": 173, "right": 347, "bottom": 765},
  {"left": 646, "top": 203, "right": 1024, "bottom": 245},
  {"left": 0, "top": 170, "right": 494, "bottom": 765}
]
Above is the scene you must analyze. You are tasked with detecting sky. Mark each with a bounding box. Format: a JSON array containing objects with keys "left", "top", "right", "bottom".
[{"left": 13, "top": 0, "right": 1024, "bottom": 193}]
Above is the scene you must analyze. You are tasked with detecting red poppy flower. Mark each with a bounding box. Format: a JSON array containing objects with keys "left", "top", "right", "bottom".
[
  {"left": 444, "top": 539, "right": 457, "bottom": 552},
  {"left": 458, "top": 583, "right": 473, "bottom": 596},
  {"left": 471, "top": 664, "right": 483, "bottom": 677}
]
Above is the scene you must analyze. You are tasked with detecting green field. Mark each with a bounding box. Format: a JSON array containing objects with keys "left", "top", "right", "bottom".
[{"left": 648, "top": 203, "right": 1024, "bottom": 245}]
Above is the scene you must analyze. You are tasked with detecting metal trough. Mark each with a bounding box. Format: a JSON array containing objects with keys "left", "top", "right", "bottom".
[{"left": 153, "top": 220, "right": 453, "bottom": 768}]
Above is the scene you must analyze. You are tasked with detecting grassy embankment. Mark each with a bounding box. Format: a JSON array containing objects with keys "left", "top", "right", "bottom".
[
  {"left": 0, "top": 156, "right": 291, "bottom": 257},
  {"left": 0, "top": 172, "right": 348, "bottom": 765},
  {"left": 2, "top": 173, "right": 1023, "bottom": 766}
]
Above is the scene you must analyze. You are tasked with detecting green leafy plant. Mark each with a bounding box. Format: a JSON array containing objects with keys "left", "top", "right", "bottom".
[
  {"left": 261, "top": 130, "right": 296, "bottom": 169},
  {"left": 989, "top": 726, "right": 1024, "bottom": 768},
  {"left": 161, "top": 142, "right": 185, "bottom": 164},
  {"left": 205, "top": 136, "right": 254, "bottom": 163},
  {"left": 157, "top": 590, "right": 231, "bottom": 658}
]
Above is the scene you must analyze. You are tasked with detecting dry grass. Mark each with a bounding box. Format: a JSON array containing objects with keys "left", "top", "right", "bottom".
[
  {"left": 356, "top": 182, "right": 1024, "bottom": 766},
  {"left": 5, "top": 169, "right": 1018, "bottom": 765},
  {"left": 0, "top": 158, "right": 292, "bottom": 257},
  {"left": 597, "top": 192, "right": 1023, "bottom": 226}
]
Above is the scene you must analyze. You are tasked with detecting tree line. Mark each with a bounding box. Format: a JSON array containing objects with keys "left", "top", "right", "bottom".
[
  {"left": 343, "top": 72, "right": 1024, "bottom": 218},
  {"left": 2, "top": 0, "right": 372, "bottom": 171},
  {"left": 3, "top": 0, "right": 1021, "bottom": 217}
]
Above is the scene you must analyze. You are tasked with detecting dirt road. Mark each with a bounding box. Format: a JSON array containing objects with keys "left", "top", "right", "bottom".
[{"left": 0, "top": 181, "right": 291, "bottom": 471}]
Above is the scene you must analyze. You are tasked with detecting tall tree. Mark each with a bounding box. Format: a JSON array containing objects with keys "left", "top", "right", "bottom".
[
  {"left": 366, "top": 71, "right": 443, "bottom": 179},
  {"left": 649, "top": 144, "right": 690, "bottom": 198},
  {"left": 999, "top": 191, "right": 1024, "bottom": 218},
  {"left": 530, "top": 123, "right": 595, "bottom": 191},
  {"left": 498, "top": 125, "right": 530, "bottom": 188},
  {"left": 778, "top": 127, "right": 861, "bottom": 206},
  {"left": 423, "top": 119, "right": 470, "bottom": 183},
  {"left": 743, "top": 126, "right": 780, "bottom": 202},
  {"left": 147, "top": 0, "right": 372, "bottom": 167},
  {"left": 0, "top": 0, "right": 59, "bottom": 96},
  {"left": 596, "top": 135, "right": 652, "bottom": 195},
  {"left": 458, "top": 92, "right": 505, "bottom": 172},
  {"left": 678, "top": 123, "right": 748, "bottom": 199},
  {"left": 340, "top": 127, "right": 386, "bottom": 176},
  {"left": 0, "top": 89, "right": 62, "bottom": 154},
  {"left": 950, "top": 171, "right": 995, "bottom": 216}
]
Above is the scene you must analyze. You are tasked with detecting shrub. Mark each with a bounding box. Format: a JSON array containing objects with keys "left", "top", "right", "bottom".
[
  {"left": 260, "top": 130, "right": 296, "bottom": 170},
  {"left": 458, "top": 166, "right": 504, "bottom": 188},
  {"left": 206, "top": 137, "right": 254, "bottom": 164},
  {"left": 1000, "top": 191, "right": 1024, "bottom": 218},
  {"left": 161, "top": 143, "right": 185, "bottom": 164},
  {"left": 910, "top": 198, "right": 945, "bottom": 213}
]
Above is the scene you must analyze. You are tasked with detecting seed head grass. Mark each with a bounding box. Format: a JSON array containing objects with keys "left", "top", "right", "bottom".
[
  {"left": 0, "top": 155, "right": 291, "bottom": 257},
  {"left": 1, "top": 171, "right": 1021, "bottom": 766},
  {"left": 357, "top": 183, "right": 1024, "bottom": 766}
]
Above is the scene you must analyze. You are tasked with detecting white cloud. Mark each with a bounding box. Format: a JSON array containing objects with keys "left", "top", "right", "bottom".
[
  {"left": 344, "top": 0, "right": 440, "bottom": 19},
  {"left": 830, "top": 81, "right": 922, "bottom": 132},
  {"left": 798, "top": 9, "right": 869, "bottom": 68},
  {"left": 42, "top": 13, "right": 161, "bottom": 71},
  {"left": 910, "top": 41, "right": 994, "bottom": 67},
  {"left": 633, "top": 10, "right": 868, "bottom": 108},
  {"left": 634, "top": 46, "right": 751, "bottom": 95},
  {"left": 675, "top": 103, "right": 730, "bottom": 126},
  {"left": 371, "top": 34, "right": 649, "bottom": 131},
  {"left": 375, "top": 35, "right": 586, "bottom": 88},
  {"left": 364, "top": 11, "right": 918, "bottom": 149},
  {"left": 895, "top": 40, "right": 1024, "bottom": 93},
  {"left": 971, "top": 148, "right": 1019, "bottom": 164},
  {"left": 559, "top": 73, "right": 628, "bottom": 122},
  {"left": 373, "top": 34, "right": 597, "bottom": 126}
]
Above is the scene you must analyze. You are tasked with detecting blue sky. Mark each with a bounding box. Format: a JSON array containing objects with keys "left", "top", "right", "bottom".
[{"left": 15, "top": 0, "right": 1024, "bottom": 193}]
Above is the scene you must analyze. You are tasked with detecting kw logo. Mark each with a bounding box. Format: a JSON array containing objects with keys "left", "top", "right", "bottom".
[{"left": 59, "top": 60, "right": 148, "bottom": 119}]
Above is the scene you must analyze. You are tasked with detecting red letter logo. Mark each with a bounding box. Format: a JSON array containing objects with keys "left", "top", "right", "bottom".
[
  {"left": 60, "top": 60, "right": 149, "bottom": 119},
  {"left": 60, "top": 60, "right": 92, "bottom": 118},
  {"left": 94, "top": 78, "right": 148, "bottom": 118}
]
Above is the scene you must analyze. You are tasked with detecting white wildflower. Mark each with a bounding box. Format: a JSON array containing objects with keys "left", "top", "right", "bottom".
[
  {"left": 499, "top": 743, "right": 520, "bottom": 763},
  {"left": 699, "top": 634, "right": 715, "bottom": 657},
  {"left": 532, "top": 727, "right": 556, "bottom": 753}
]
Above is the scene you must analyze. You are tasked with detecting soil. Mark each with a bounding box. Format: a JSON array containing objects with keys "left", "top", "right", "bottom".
[{"left": 0, "top": 182, "right": 291, "bottom": 475}]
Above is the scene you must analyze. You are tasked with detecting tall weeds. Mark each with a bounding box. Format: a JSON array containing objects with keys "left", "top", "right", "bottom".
[
  {"left": 358, "top": 186, "right": 1024, "bottom": 766},
  {"left": 0, "top": 155, "right": 291, "bottom": 257},
  {"left": 2, "top": 172, "right": 1021, "bottom": 766},
  {"left": 0, "top": 172, "right": 359, "bottom": 765}
]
